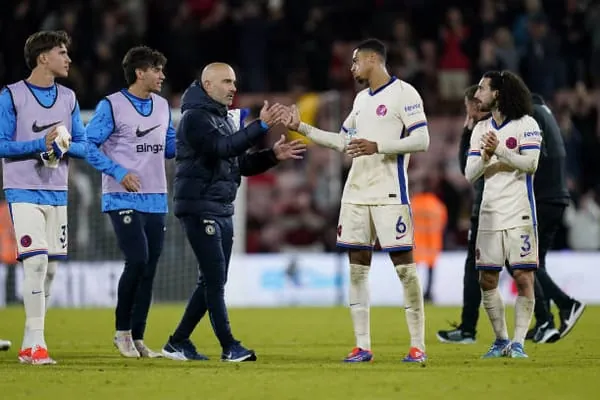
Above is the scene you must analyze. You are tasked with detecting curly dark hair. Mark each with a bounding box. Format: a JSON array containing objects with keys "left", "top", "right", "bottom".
[{"left": 483, "top": 70, "right": 532, "bottom": 120}]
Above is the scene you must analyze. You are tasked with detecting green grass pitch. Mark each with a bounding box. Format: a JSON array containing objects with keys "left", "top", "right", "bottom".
[{"left": 1, "top": 305, "right": 599, "bottom": 399}]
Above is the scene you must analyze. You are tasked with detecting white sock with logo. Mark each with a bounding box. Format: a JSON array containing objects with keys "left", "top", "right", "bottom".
[
  {"left": 44, "top": 261, "right": 58, "bottom": 312},
  {"left": 395, "top": 263, "right": 425, "bottom": 351},
  {"left": 349, "top": 264, "right": 371, "bottom": 350},
  {"left": 21, "top": 255, "right": 48, "bottom": 349}
]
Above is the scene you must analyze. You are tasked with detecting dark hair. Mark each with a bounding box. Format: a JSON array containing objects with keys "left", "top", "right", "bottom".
[
  {"left": 122, "top": 46, "right": 167, "bottom": 85},
  {"left": 24, "top": 30, "right": 71, "bottom": 70},
  {"left": 482, "top": 70, "right": 532, "bottom": 120},
  {"left": 355, "top": 38, "right": 387, "bottom": 61},
  {"left": 464, "top": 84, "right": 478, "bottom": 100},
  {"left": 531, "top": 93, "right": 545, "bottom": 105}
]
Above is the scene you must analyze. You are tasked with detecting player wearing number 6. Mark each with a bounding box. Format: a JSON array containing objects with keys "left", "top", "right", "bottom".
[
  {"left": 465, "top": 71, "right": 542, "bottom": 359},
  {"left": 0, "top": 31, "right": 87, "bottom": 364},
  {"left": 283, "top": 39, "right": 430, "bottom": 363}
]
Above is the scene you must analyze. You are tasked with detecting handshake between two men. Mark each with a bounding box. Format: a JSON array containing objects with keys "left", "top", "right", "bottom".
[{"left": 258, "top": 101, "right": 373, "bottom": 160}]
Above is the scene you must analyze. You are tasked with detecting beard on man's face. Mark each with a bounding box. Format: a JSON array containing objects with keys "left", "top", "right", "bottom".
[{"left": 478, "top": 98, "right": 496, "bottom": 112}]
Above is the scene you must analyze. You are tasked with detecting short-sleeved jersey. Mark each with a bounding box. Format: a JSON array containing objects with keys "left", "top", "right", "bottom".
[
  {"left": 469, "top": 115, "right": 542, "bottom": 231},
  {"left": 340, "top": 77, "right": 427, "bottom": 205}
]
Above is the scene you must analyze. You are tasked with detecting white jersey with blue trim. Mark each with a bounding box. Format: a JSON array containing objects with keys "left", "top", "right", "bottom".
[
  {"left": 227, "top": 108, "right": 250, "bottom": 130},
  {"left": 469, "top": 115, "right": 542, "bottom": 231},
  {"left": 340, "top": 78, "right": 427, "bottom": 205}
]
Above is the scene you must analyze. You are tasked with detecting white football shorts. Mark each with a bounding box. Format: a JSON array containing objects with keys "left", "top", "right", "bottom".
[
  {"left": 336, "top": 203, "right": 413, "bottom": 252},
  {"left": 475, "top": 225, "right": 538, "bottom": 270},
  {"left": 9, "top": 203, "right": 68, "bottom": 261}
]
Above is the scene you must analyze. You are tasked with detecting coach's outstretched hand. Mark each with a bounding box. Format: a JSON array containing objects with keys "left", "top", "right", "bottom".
[
  {"left": 260, "top": 101, "right": 289, "bottom": 128},
  {"left": 272, "top": 134, "right": 306, "bottom": 161}
]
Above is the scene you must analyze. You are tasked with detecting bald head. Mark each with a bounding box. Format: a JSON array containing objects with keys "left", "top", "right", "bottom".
[{"left": 201, "top": 62, "right": 237, "bottom": 106}]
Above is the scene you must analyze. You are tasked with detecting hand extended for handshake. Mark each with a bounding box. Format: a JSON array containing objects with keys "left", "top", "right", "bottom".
[
  {"left": 258, "top": 101, "right": 307, "bottom": 161},
  {"left": 265, "top": 101, "right": 377, "bottom": 159}
]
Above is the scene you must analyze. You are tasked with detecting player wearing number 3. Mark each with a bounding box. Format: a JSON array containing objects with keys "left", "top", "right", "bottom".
[
  {"left": 466, "top": 71, "right": 542, "bottom": 359},
  {"left": 0, "top": 31, "right": 87, "bottom": 365},
  {"left": 284, "top": 39, "right": 430, "bottom": 363}
]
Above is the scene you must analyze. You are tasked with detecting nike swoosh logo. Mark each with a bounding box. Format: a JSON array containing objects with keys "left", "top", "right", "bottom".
[
  {"left": 31, "top": 290, "right": 42, "bottom": 295},
  {"left": 32, "top": 120, "right": 61, "bottom": 133},
  {"left": 135, "top": 124, "right": 161, "bottom": 137}
]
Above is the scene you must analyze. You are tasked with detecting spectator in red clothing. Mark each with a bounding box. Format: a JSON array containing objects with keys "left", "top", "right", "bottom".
[{"left": 438, "top": 7, "right": 471, "bottom": 101}]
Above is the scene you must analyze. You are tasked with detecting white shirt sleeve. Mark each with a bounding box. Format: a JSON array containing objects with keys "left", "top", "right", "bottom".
[
  {"left": 376, "top": 86, "right": 429, "bottom": 154},
  {"left": 296, "top": 97, "right": 359, "bottom": 153},
  {"left": 298, "top": 122, "right": 346, "bottom": 152},
  {"left": 464, "top": 123, "right": 490, "bottom": 183},
  {"left": 494, "top": 117, "right": 542, "bottom": 174}
]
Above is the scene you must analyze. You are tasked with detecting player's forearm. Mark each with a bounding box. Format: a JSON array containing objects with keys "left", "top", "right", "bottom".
[
  {"left": 298, "top": 122, "right": 345, "bottom": 152},
  {"left": 0, "top": 138, "right": 46, "bottom": 158},
  {"left": 165, "top": 125, "right": 176, "bottom": 159},
  {"left": 66, "top": 141, "right": 87, "bottom": 159},
  {"left": 494, "top": 146, "right": 539, "bottom": 174},
  {"left": 376, "top": 126, "right": 430, "bottom": 154},
  {"left": 165, "top": 137, "right": 176, "bottom": 159},
  {"left": 465, "top": 151, "right": 488, "bottom": 183},
  {"left": 195, "top": 120, "right": 266, "bottom": 158},
  {"left": 458, "top": 128, "right": 472, "bottom": 175},
  {"left": 86, "top": 145, "right": 128, "bottom": 182}
]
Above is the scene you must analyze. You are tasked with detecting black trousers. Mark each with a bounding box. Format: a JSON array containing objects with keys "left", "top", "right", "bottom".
[
  {"left": 109, "top": 210, "right": 166, "bottom": 340},
  {"left": 171, "top": 214, "right": 237, "bottom": 350},
  {"left": 460, "top": 203, "right": 571, "bottom": 334}
]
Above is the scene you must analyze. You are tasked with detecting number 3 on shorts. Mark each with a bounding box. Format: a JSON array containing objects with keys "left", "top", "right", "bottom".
[
  {"left": 60, "top": 224, "right": 67, "bottom": 249},
  {"left": 520, "top": 234, "right": 531, "bottom": 253}
]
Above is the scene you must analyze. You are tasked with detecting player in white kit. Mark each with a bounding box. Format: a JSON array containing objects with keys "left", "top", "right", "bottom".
[
  {"left": 284, "top": 39, "right": 430, "bottom": 362},
  {"left": 465, "top": 71, "right": 542, "bottom": 358}
]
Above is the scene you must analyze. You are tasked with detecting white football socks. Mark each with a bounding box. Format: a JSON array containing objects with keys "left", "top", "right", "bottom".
[
  {"left": 513, "top": 296, "right": 535, "bottom": 345},
  {"left": 21, "top": 255, "right": 48, "bottom": 349},
  {"left": 44, "top": 261, "right": 58, "bottom": 312},
  {"left": 482, "top": 288, "right": 509, "bottom": 341},
  {"left": 395, "top": 263, "right": 425, "bottom": 351},
  {"left": 349, "top": 264, "right": 371, "bottom": 350}
]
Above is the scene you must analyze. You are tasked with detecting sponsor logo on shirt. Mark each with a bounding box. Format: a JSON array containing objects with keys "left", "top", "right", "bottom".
[
  {"left": 136, "top": 143, "right": 164, "bottom": 153},
  {"left": 403, "top": 103, "right": 421, "bottom": 115}
]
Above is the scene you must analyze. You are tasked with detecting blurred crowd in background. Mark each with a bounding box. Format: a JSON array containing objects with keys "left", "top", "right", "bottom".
[{"left": 1, "top": 0, "right": 600, "bottom": 258}]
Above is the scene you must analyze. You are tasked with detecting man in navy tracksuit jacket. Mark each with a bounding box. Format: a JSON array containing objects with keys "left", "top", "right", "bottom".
[{"left": 162, "top": 63, "right": 303, "bottom": 362}]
